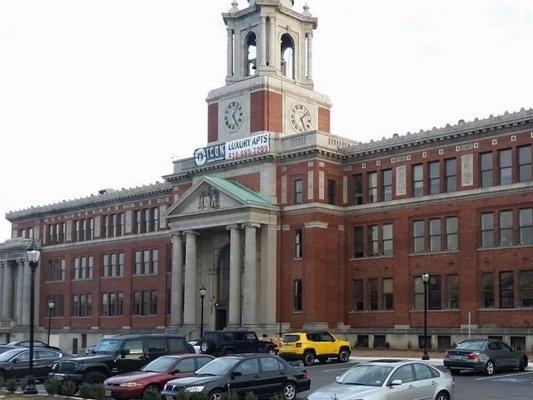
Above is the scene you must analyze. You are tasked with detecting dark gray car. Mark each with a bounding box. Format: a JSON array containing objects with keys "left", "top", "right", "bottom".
[{"left": 444, "top": 339, "right": 528, "bottom": 376}]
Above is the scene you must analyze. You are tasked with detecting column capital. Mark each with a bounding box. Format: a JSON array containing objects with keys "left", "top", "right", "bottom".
[
  {"left": 226, "top": 224, "right": 241, "bottom": 231},
  {"left": 170, "top": 231, "right": 182, "bottom": 240},
  {"left": 183, "top": 230, "right": 199, "bottom": 237},
  {"left": 243, "top": 223, "right": 261, "bottom": 230}
]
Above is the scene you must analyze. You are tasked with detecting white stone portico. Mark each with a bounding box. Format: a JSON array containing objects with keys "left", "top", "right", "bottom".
[{"left": 166, "top": 176, "right": 278, "bottom": 337}]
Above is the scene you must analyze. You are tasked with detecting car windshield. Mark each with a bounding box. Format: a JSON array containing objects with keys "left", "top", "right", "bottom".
[
  {"left": 195, "top": 357, "right": 240, "bottom": 376},
  {"left": 282, "top": 334, "right": 300, "bottom": 343},
  {"left": 0, "top": 349, "right": 23, "bottom": 362},
  {"left": 337, "top": 365, "right": 393, "bottom": 387},
  {"left": 456, "top": 341, "right": 486, "bottom": 351},
  {"left": 142, "top": 357, "right": 176, "bottom": 373},
  {"left": 94, "top": 339, "right": 122, "bottom": 354}
]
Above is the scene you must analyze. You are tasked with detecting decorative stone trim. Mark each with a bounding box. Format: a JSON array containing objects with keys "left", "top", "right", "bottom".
[{"left": 304, "top": 221, "right": 329, "bottom": 229}]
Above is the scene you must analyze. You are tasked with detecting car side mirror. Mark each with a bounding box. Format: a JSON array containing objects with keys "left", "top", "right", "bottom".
[
  {"left": 121, "top": 349, "right": 130, "bottom": 357},
  {"left": 171, "top": 369, "right": 180, "bottom": 374},
  {"left": 334, "top": 376, "right": 341, "bottom": 383},
  {"left": 390, "top": 380, "right": 402, "bottom": 387},
  {"left": 231, "top": 371, "right": 242, "bottom": 379}
]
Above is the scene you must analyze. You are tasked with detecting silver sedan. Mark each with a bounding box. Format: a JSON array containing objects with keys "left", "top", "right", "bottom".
[{"left": 308, "top": 360, "right": 454, "bottom": 400}]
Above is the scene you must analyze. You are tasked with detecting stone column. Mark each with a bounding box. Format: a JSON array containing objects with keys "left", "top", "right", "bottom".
[
  {"left": 183, "top": 231, "right": 198, "bottom": 326},
  {"left": 1, "top": 261, "right": 13, "bottom": 320},
  {"left": 243, "top": 224, "right": 259, "bottom": 326},
  {"left": 16, "top": 261, "right": 24, "bottom": 325},
  {"left": 0, "top": 261, "right": 4, "bottom": 320},
  {"left": 260, "top": 16, "right": 267, "bottom": 67},
  {"left": 306, "top": 33, "right": 313, "bottom": 79},
  {"left": 170, "top": 233, "right": 184, "bottom": 326},
  {"left": 22, "top": 260, "right": 31, "bottom": 326},
  {"left": 227, "top": 27, "right": 234, "bottom": 77},
  {"left": 228, "top": 225, "right": 242, "bottom": 327},
  {"left": 260, "top": 225, "right": 277, "bottom": 325},
  {"left": 269, "top": 16, "right": 276, "bottom": 69}
]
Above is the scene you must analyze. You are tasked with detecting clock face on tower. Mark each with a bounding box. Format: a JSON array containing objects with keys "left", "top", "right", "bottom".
[
  {"left": 224, "top": 101, "right": 244, "bottom": 132},
  {"left": 290, "top": 104, "right": 313, "bottom": 133}
]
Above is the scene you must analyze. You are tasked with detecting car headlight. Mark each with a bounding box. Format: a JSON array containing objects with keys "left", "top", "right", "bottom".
[
  {"left": 185, "top": 386, "right": 205, "bottom": 393},
  {"left": 119, "top": 382, "right": 139, "bottom": 388}
]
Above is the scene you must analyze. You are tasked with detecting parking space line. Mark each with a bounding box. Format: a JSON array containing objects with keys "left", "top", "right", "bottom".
[
  {"left": 321, "top": 366, "right": 356, "bottom": 372},
  {"left": 475, "top": 371, "right": 533, "bottom": 381}
]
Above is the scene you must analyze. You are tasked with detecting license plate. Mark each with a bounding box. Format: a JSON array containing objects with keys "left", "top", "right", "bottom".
[
  {"left": 55, "top": 375, "right": 63, "bottom": 381},
  {"left": 105, "top": 389, "right": 111, "bottom": 397},
  {"left": 450, "top": 355, "right": 464, "bottom": 360}
]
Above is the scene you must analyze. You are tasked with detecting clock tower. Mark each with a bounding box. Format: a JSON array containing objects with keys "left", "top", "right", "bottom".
[{"left": 206, "top": 0, "right": 332, "bottom": 144}]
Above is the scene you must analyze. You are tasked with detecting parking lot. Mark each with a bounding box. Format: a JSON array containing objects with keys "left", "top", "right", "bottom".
[{"left": 299, "top": 359, "right": 533, "bottom": 400}]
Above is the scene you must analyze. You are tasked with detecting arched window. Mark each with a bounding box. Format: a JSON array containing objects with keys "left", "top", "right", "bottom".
[
  {"left": 281, "top": 33, "right": 295, "bottom": 79},
  {"left": 245, "top": 32, "right": 257, "bottom": 76}
]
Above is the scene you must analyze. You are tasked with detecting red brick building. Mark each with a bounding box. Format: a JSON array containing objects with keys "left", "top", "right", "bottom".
[{"left": 1, "top": 0, "right": 532, "bottom": 353}]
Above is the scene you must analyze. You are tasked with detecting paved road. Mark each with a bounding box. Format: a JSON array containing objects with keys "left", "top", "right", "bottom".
[{"left": 298, "top": 359, "right": 533, "bottom": 400}]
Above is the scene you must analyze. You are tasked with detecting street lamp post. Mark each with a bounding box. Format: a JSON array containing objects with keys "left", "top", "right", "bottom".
[
  {"left": 47, "top": 300, "right": 55, "bottom": 346},
  {"left": 24, "top": 241, "right": 40, "bottom": 395},
  {"left": 421, "top": 272, "right": 430, "bottom": 361},
  {"left": 199, "top": 287, "right": 207, "bottom": 340}
]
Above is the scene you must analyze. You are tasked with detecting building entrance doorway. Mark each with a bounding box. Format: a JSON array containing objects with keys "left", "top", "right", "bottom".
[{"left": 216, "top": 245, "right": 230, "bottom": 330}]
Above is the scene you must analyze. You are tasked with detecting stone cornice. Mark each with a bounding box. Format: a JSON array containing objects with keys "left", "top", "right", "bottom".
[{"left": 6, "top": 182, "right": 173, "bottom": 222}]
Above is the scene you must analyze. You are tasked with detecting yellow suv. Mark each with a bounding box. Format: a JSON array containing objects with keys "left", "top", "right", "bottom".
[{"left": 278, "top": 331, "right": 351, "bottom": 366}]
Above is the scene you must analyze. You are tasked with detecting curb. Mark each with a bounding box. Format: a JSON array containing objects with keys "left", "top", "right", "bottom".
[{"left": 349, "top": 356, "right": 533, "bottom": 368}]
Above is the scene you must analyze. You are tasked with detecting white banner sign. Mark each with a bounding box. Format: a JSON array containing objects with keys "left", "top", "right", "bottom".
[{"left": 193, "top": 133, "right": 270, "bottom": 166}]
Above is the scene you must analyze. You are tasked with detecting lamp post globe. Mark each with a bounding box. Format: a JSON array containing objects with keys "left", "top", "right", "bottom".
[
  {"left": 47, "top": 300, "right": 55, "bottom": 346},
  {"left": 421, "top": 272, "right": 430, "bottom": 361},
  {"left": 24, "top": 241, "right": 41, "bottom": 395},
  {"left": 199, "top": 287, "right": 206, "bottom": 340}
]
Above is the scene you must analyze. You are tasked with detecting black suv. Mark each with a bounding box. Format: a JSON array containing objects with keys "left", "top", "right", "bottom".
[
  {"left": 50, "top": 334, "right": 194, "bottom": 387},
  {"left": 200, "top": 331, "right": 276, "bottom": 356}
]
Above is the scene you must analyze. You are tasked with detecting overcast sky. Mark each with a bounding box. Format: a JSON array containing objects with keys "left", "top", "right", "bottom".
[{"left": 1, "top": 0, "right": 533, "bottom": 240}]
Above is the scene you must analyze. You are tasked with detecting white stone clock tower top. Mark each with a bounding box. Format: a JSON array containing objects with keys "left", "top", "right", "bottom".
[{"left": 223, "top": 0, "right": 317, "bottom": 89}]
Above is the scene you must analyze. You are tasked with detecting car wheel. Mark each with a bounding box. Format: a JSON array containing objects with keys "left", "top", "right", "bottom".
[
  {"left": 519, "top": 357, "right": 528, "bottom": 371},
  {"left": 266, "top": 346, "right": 277, "bottom": 355},
  {"left": 303, "top": 351, "right": 315, "bottom": 366},
  {"left": 338, "top": 349, "right": 350, "bottom": 363},
  {"left": 435, "top": 391, "right": 450, "bottom": 400},
  {"left": 208, "top": 389, "right": 223, "bottom": 400},
  {"left": 143, "top": 385, "right": 161, "bottom": 400},
  {"left": 84, "top": 370, "right": 107, "bottom": 384},
  {"left": 449, "top": 368, "right": 460, "bottom": 376},
  {"left": 485, "top": 360, "right": 495, "bottom": 376},
  {"left": 282, "top": 382, "right": 297, "bottom": 400}
]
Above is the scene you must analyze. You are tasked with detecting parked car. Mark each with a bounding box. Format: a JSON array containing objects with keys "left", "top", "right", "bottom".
[
  {"left": 7, "top": 340, "right": 61, "bottom": 351},
  {"left": 444, "top": 339, "right": 528, "bottom": 376},
  {"left": 308, "top": 360, "right": 454, "bottom": 400},
  {"left": 104, "top": 354, "right": 214, "bottom": 399},
  {"left": 162, "top": 354, "right": 310, "bottom": 400},
  {"left": 0, "top": 347, "right": 70, "bottom": 386},
  {"left": 0, "top": 345, "right": 17, "bottom": 355},
  {"left": 278, "top": 331, "right": 351, "bottom": 366},
  {"left": 200, "top": 331, "right": 277, "bottom": 356},
  {"left": 49, "top": 334, "right": 195, "bottom": 388},
  {"left": 188, "top": 341, "right": 201, "bottom": 354}
]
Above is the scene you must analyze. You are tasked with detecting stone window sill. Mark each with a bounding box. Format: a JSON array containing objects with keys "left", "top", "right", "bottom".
[
  {"left": 349, "top": 255, "right": 394, "bottom": 261},
  {"left": 409, "top": 250, "right": 460, "bottom": 257},
  {"left": 477, "top": 244, "right": 533, "bottom": 251},
  {"left": 349, "top": 310, "right": 393, "bottom": 314},
  {"left": 409, "top": 309, "right": 461, "bottom": 313}
]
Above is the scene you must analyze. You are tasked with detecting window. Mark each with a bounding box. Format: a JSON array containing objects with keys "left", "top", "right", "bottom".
[
  {"left": 327, "top": 179, "right": 336, "bottom": 205},
  {"left": 519, "top": 271, "right": 533, "bottom": 307},
  {"left": 382, "top": 279, "right": 393, "bottom": 310},
  {"left": 176, "top": 358, "right": 196, "bottom": 373},
  {"left": 382, "top": 224, "right": 393, "bottom": 256},
  {"left": 382, "top": 169, "right": 392, "bottom": 201},
  {"left": 519, "top": 209, "right": 533, "bottom": 245},
  {"left": 133, "top": 292, "right": 141, "bottom": 315},
  {"left": 260, "top": 357, "right": 281, "bottom": 373},
  {"left": 134, "top": 249, "right": 158, "bottom": 275},
  {"left": 499, "top": 210, "right": 513, "bottom": 247},
  {"left": 481, "top": 213, "right": 494, "bottom": 248},
  {"left": 499, "top": 272, "right": 514, "bottom": 309},
  {"left": 429, "top": 219, "right": 442, "bottom": 252},
  {"left": 245, "top": 32, "right": 257, "bottom": 76},
  {"left": 150, "top": 291, "right": 158, "bottom": 315},
  {"left": 352, "top": 279, "right": 364, "bottom": 311},
  {"left": 481, "top": 273, "right": 494, "bottom": 308},
  {"left": 367, "top": 172, "right": 378, "bottom": 203},
  {"left": 445, "top": 159, "right": 457, "bottom": 192},
  {"left": 518, "top": 145, "right": 532, "bottom": 182},
  {"left": 101, "top": 292, "right": 123, "bottom": 316},
  {"left": 135, "top": 210, "right": 142, "bottom": 234},
  {"left": 413, "top": 363, "right": 433, "bottom": 381},
  {"left": 116, "top": 213, "right": 125, "bottom": 236},
  {"left": 413, "top": 220, "right": 425, "bottom": 253},
  {"left": 353, "top": 227, "right": 364, "bottom": 258},
  {"left": 102, "top": 253, "right": 125, "bottom": 278},
  {"left": 367, "top": 226, "right": 379, "bottom": 257},
  {"left": 368, "top": 279, "right": 378, "bottom": 310},
  {"left": 293, "top": 279, "right": 303, "bottom": 312},
  {"left": 414, "top": 277, "right": 425, "bottom": 310},
  {"left": 293, "top": 228, "right": 304, "bottom": 259},
  {"left": 429, "top": 161, "right": 440, "bottom": 195},
  {"left": 72, "top": 293, "right": 92, "bottom": 317},
  {"left": 446, "top": 275, "right": 459, "bottom": 309},
  {"left": 235, "top": 359, "right": 260, "bottom": 375},
  {"left": 74, "top": 256, "right": 93, "bottom": 280},
  {"left": 428, "top": 276, "right": 442, "bottom": 310},
  {"left": 412, "top": 164, "right": 424, "bottom": 197},
  {"left": 499, "top": 149, "right": 512, "bottom": 185},
  {"left": 124, "top": 340, "right": 143, "bottom": 355},
  {"left": 390, "top": 365, "right": 414, "bottom": 384},
  {"left": 133, "top": 291, "right": 157, "bottom": 315},
  {"left": 353, "top": 174, "right": 363, "bottom": 205},
  {"left": 281, "top": 34, "right": 294, "bottom": 79},
  {"left": 294, "top": 179, "right": 303, "bottom": 205},
  {"left": 445, "top": 217, "right": 458, "bottom": 251},
  {"left": 480, "top": 152, "right": 493, "bottom": 188},
  {"left": 47, "top": 260, "right": 65, "bottom": 282},
  {"left": 46, "top": 295, "right": 64, "bottom": 317}
]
